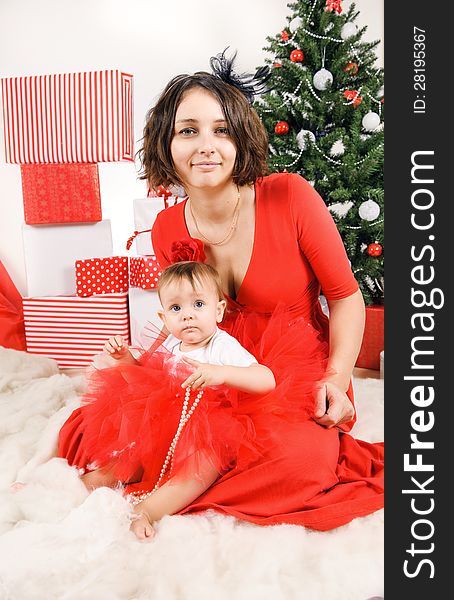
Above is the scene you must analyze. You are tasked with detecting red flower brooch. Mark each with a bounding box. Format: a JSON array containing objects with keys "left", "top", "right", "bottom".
[{"left": 170, "top": 238, "right": 206, "bottom": 263}]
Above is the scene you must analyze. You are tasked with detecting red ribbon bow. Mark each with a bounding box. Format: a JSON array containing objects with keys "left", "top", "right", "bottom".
[
  {"left": 147, "top": 185, "right": 175, "bottom": 208},
  {"left": 126, "top": 229, "right": 152, "bottom": 251}
]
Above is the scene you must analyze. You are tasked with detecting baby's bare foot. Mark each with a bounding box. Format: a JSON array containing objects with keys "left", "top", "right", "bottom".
[{"left": 130, "top": 513, "right": 155, "bottom": 541}]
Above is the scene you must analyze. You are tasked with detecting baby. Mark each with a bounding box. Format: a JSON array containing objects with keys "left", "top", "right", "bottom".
[
  {"left": 101, "top": 261, "right": 275, "bottom": 539},
  {"left": 105, "top": 261, "right": 274, "bottom": 393}
]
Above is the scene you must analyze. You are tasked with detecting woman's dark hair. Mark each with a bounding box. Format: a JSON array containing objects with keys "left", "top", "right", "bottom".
[{"left": 137, "top": 72, "right": 269, "bottom": 189}]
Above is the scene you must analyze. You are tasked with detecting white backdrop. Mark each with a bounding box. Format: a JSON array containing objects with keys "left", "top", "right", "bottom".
[{"left": 0, "top": 0, "right": 383, "bottom": 295}]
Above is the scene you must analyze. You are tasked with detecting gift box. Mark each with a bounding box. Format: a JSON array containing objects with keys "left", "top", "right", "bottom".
[
  {"left": 129, "top": 256, "right": 162, "bottom": 289},
  {"left": 75, "top": 256, "right": 129, "bottom": 297},
  {"left": 132, "top": 196, "right": 183, "bottom": 255},
  {"left": 355, "top": 305, "right": 384, "bottom": 370},
  {"left": 128, "top": 287, "right": 163, "bottom": 349},
  {"left": 21, "top": 164, "right": 102, "bottom": 225},
  {"left": 1, "top": 70, "right": 133, "bottom": 163},
  {"left": 22, "top": 220, "right": 112, "bottom": 297},
  {"left": 22, "top": 292, "right": 129, "bottom": 368}
]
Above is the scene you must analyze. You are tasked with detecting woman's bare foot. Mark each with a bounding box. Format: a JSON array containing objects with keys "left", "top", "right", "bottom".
[{"left": 130, "top": 512, "right": 155, "bottom": 540}]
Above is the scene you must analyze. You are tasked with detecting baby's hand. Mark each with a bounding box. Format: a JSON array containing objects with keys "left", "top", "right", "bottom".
[
  {"left": 103, "top": 335, "right": 129, "bottom": 360},
  {"left": 130, "top": 511, "right": 155, "bottom": 541},
  {"left": 181, "top": 358, "right": 225, "bottom": 390}
]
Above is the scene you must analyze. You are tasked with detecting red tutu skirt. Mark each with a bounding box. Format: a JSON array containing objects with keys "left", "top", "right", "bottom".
[{"left": 58, "top": 306, "right": 384, "bottom": 530}]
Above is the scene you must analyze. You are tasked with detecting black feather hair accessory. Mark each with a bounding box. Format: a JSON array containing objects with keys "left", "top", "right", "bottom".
[{"left": 209, "top": 48, "right": 272, "bottom": 104}]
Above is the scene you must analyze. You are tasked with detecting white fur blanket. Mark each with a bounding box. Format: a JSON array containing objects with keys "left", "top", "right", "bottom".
[{"left": 0, "top": 347, "right": 384, "bottom": 600}]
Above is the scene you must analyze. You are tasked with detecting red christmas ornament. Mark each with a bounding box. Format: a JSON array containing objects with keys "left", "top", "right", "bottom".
[
  {"left": 344, "top": 62, "right": 359, "bottom": 75},
  {"left": 281, "top": 30, "right": 289, "bottom": 41},
  {"left": 273, "top": 62, "right": 283, "bottom": 68},
  {"left": 325, "top": 0, "right": 343, "bottom": 14},
  {"left": 290, "top": 49, "right": 304, "bottom": 63},
  {"left": 367, "top": 242, "right": 383, "bottom": 257},
  {"left": 343, "top": 89, "right": 362, "bottom": 107},
  {"left": 275, "top": 121, "right": 289, "bottom": 135},
  {"left": 380, "top": 96, "right": 384, "bottom": 104}
]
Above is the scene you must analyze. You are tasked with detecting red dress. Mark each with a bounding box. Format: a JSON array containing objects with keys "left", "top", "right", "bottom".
[
  {"left": 149, "top": 173, "right": 384, "bottom": 530},
  {"left": 58, "top": 173, "right": 384, "bottom": 531}
]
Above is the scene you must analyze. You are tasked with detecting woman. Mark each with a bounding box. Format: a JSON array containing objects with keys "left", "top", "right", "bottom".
[{"left": 138, "top": 57, "right": 384, "bottom": 530}]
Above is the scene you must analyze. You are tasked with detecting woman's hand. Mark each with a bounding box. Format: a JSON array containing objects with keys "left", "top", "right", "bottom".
[
  {"left": 181, "top": 357, "right": 225, "bottom": 390},
  {"left": 313, "top": 380, "right": 355, "bottom": 429}
]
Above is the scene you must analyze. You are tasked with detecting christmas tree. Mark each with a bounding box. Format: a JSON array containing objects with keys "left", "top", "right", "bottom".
[{"left": 254, "top": 0, "right": 384, "bottom": 305}]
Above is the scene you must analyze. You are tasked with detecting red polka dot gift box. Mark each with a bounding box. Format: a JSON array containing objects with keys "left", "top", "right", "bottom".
[
  {"left": 75, "top": 256, "right": 129, "bottom": 297},
  {"left": 129, "top": 256, "right": 162, "bottom": 290}
]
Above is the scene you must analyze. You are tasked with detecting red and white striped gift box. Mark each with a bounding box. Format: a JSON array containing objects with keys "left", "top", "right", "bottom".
[
  {"left": 129, "top": 256, "right": 162, "bottom": 289},
  {"left": 1, "top": 70, "right": 133, "bottom": 163},
  {"left": 22, "top": 293, "right": 129, "bottom": 368},
  {"left": 75, "top": 256, "right": 129, "bottom": 297}
]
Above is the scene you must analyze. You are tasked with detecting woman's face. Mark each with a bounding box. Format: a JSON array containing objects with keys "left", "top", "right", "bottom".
[{"left": 170, "top": 88, "right": 237, "bottom": 191}]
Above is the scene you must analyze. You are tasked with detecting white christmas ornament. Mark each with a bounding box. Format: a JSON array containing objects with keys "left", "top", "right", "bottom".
[
  {"left": 341, "top": 22, "right": 358, "bottom": 39},
  {"left": 330, "top": 140, "right": 345, "bottom": 156},
  {"left": 289, "top": 16, "right": 303, "bottom": 33},
  {"left": 377, "top": 85, "right": 384, "bottom": 98},
  {"left": 359, "top": 199, "right": 380, "bottom": 221},
  {"left": 362, "top": 111, "right": 381, "bottom": 131},
  {"left": 313, "top": 68, "right": 333, "bottom": 91},
  {"left": 296, "top": 129, "right": 316, "bottom": 151}
]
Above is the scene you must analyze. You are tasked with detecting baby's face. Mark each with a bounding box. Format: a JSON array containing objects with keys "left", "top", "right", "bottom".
[{"left": 158, "top": 278, "right": 226, "bottom": 349}]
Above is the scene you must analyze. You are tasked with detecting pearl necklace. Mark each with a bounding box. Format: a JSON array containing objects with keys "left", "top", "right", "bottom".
[
  {"left": 188, "top": 187, "right": 241, "bottom": 246},
  {"left": 128, "top": 385, "right": 204, "bottom": 506}
]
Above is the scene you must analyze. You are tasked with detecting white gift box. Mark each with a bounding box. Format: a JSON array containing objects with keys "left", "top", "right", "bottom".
[
  {"left": 22, "top": 220, "right": 112, "bottom": 296},
  {"left": 128, "top": 286, "right": 163, "bottom": 350},
  {"left": 132, "top": 197, "right": 183, "bottom": 255}
]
